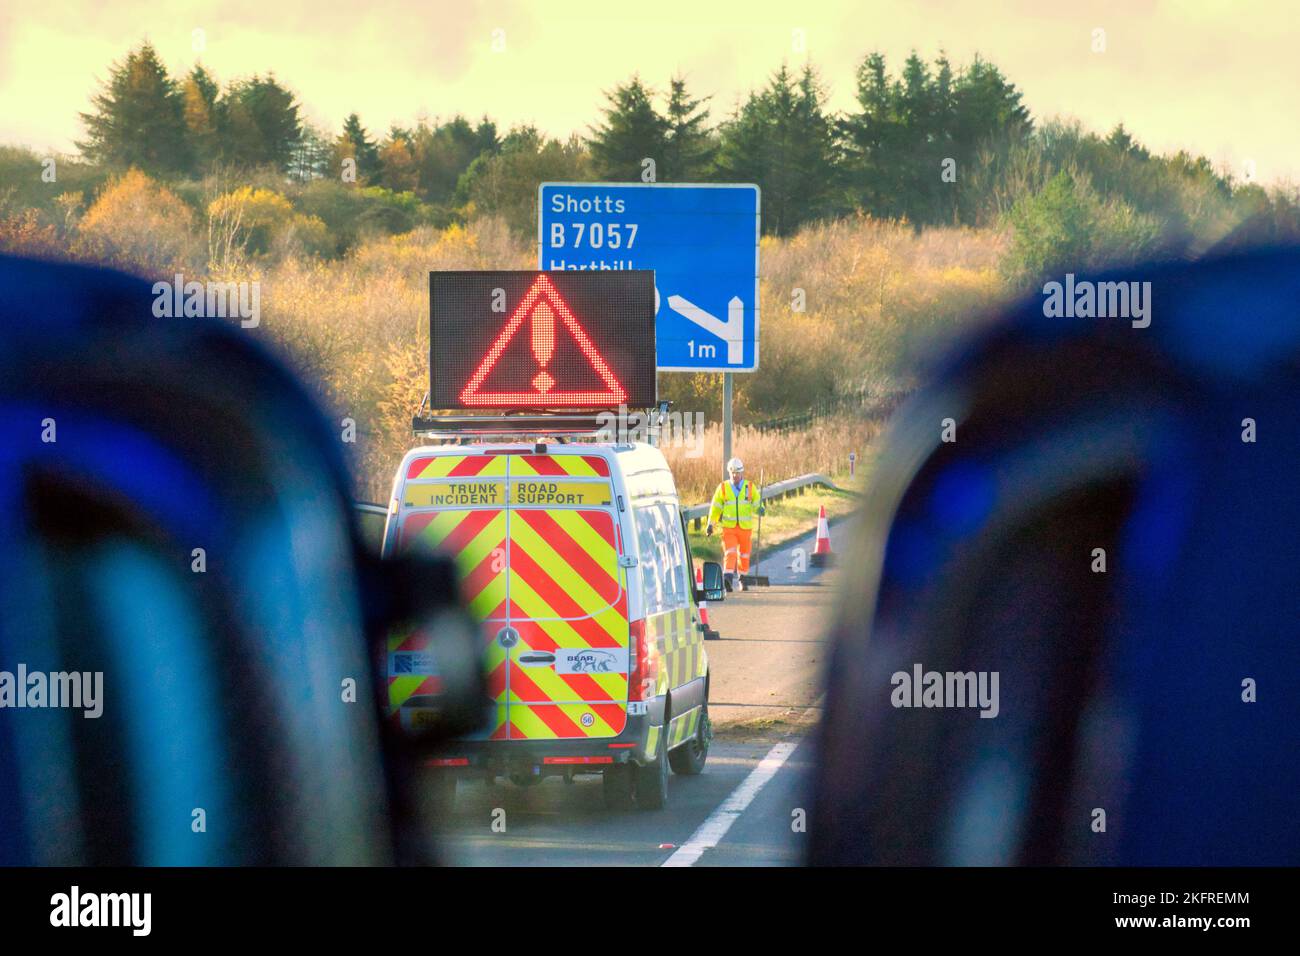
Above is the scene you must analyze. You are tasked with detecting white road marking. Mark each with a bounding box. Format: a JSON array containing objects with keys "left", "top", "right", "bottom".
[{"left": 662, "top": 739, "right": 800, "bottom": 867}]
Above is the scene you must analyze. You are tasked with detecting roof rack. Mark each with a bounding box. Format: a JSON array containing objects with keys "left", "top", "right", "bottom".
[
  {"left": 410, "top": 396, "right": 672, "bottom": 441},
  {"left": 412, "top": 411, "right": 612, "bottom": 438}
]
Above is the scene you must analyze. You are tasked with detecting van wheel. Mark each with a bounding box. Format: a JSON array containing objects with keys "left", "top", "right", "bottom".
[
  {"left": 634, "top": 733, "right": 669, "bottom": 810},
  {"left": 602, "top": 764, "right": 635, "bottom": 810},
  {"left": 669, "top": 705, "right": 710, "bottom": 775}
]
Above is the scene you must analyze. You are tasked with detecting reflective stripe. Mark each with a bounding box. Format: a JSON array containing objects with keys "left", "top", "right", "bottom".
[
  {"left": 649, "top": 606, "right": 700, "bottom": 695},
  {"left": 404, "top": 509, "right": 507, "bottom": 621},
  {"left": 510, "top": 701, "right": 627, "bottom": 738},
  {"left": 708, "top": 479, "right": 758, "bottom": 529},
  {"left": 667, "top": 706, "right": 701, "bottom": 749},
  {"left": 507, "top": 504, "right": 627, "bottom": 739},
  {"left": 407, "top": 454, "right": 508, "bottom": 479},
  {"left": 511, "top": 454, "right": 610, "bottom": 477},
  {"left": 391, "top": 451, "right": 638, "bottom": 743},
  {"left": 409, "top": 452, "right": 608, "bottom": 479},
  {"left": 511, "top": 510, "right": 619, "bottom": 611}
]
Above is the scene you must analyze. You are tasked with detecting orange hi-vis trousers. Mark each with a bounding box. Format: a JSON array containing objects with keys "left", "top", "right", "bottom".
[{"left": 721, "top": 526, "right": 753, "bottom": 574}]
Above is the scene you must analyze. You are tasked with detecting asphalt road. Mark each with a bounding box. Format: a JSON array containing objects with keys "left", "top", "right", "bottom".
[
  {"left": 752, "top": 513, "right": 852, "bottom": 586},
  {"left": 431, "top": 564, "right": 843, "bottom": 867}
]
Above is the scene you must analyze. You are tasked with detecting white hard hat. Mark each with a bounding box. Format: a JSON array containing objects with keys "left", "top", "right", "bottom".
[{"left": 727, "top": 457, "right": 744, "bottom": 474}]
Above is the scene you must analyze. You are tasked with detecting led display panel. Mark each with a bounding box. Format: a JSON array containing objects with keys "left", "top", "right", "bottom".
[{"left": 430, "top": 270, "right": 656, "bottom": 410}]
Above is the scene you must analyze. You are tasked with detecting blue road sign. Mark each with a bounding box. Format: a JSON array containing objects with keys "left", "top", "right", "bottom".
[{"left": 538, "top": 183, "right": 760, "bottom": 372}]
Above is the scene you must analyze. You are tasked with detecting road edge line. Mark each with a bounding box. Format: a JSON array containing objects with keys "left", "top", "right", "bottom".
[
  {"left": 662, "top": 698, "right": 820, "bottom": 867},
  {"left": 661, "top": 741, "right": 797, "bottom": 867}
]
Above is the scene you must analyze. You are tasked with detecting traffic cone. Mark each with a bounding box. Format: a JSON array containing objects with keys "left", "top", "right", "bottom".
[
  {"left": 810, "top": 504, "right": 835, "bottom": 567},
  {"left": 695, "top": 565, "right": 719, "bottom": 640}
]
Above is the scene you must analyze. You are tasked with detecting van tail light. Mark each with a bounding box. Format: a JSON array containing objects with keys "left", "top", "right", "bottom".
[{"left": 628, "top": 619, "right": 658, "bottom": 701}]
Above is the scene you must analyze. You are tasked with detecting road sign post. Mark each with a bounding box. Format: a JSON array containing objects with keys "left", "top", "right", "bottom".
[
  {"left": 723, "top": 372, "right": 733, "bottom": 477},
  {"left": 539, "top": 183, "right": 760, "bottom": 467}
]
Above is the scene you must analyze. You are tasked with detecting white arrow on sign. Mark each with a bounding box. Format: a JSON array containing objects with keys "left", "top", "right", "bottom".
[{"left": 667, "top": 294, "right": 744, "bottom": 365}]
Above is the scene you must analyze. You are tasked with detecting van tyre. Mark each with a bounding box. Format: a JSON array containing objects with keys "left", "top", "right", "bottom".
[
  {"left": 602, "top": 764, "right": 635, "bottom": 810},
  {"left": 634, "top": 733, "right": 669, "bottom": 810},
  {"left": 669, "top": 705, "right": 710, "bottom": 775}
]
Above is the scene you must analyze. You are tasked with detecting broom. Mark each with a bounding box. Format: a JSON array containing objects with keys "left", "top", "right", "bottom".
[{"left": 745, "top": 468, "right": 771, "bottom": 587}]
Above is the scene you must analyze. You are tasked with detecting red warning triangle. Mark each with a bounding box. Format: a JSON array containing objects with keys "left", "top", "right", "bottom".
[{"left": 459, "top": 274, "right": 627, "bottom": 407}]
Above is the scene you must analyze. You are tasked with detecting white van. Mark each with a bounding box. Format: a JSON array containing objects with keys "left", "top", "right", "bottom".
[{"left": 380, "top": 439, "right": 724, "bottom": 810}]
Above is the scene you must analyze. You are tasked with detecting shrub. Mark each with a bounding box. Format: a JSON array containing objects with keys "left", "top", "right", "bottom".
[
  {"left": 1001, "top": 169, "right": 1160, "bottom": 287},
  {"left": 207, "top": 185, "right": 332, "bottom": 262},
  {"left": 0, "top": 146, "right": 108, "bottom": 219},
  {"left": 76, "top": 169, "right": 197, "bottom": 274},
  {"left": 292, "top": 181, "right": 437, "bottom": 255},
  {"left": 0, "top": 209, "right": 63, "bottom": 259}
]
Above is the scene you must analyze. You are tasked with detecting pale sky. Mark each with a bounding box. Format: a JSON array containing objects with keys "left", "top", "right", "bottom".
[{"left": 1, "top": 0, "right": 1295, "bottom": 184}]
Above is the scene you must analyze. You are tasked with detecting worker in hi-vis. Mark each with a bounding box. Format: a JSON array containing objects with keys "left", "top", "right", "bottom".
[{"left": 705, "top": 457, "right": 764, "bottom": 592}]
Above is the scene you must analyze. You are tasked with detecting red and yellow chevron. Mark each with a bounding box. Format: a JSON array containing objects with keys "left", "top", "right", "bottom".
[
  {"left": 406, "top": 453, "right": 509, "bottom": 480},
  {"left": 392, "top": 451, "right": 628, "bottom": 742},
  {"left": 505, "top": 507, "right": 626, "bottom": 739},
  {"left": 510, "top": 454, "right": 610, "bottom": 478}
]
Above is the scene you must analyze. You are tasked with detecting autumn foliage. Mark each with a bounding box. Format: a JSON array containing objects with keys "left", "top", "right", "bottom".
[{"left": 75, "top": 169, "right": 197, "bottom": 273}]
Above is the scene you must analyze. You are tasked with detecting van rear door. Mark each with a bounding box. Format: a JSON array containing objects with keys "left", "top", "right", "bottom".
[
  {"left": 394, "top": 451, "right": 628, "bottom": 741},
  {"left": 393, "top": 452, "right": 509, "bottom": 739},
  {"left": 504, "top": 454, "right": 628, "bottom": 740}
]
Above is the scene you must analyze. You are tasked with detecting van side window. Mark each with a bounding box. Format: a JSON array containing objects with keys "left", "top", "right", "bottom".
[
  {"left": 633, "top": 505, "right": 664, "bottom": 615},
  {"left": 663, "top": 505, "right": 690, "bottom": 609},
  {"left": 634, "top": 503, "right": 690, "bottom": 615}
]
